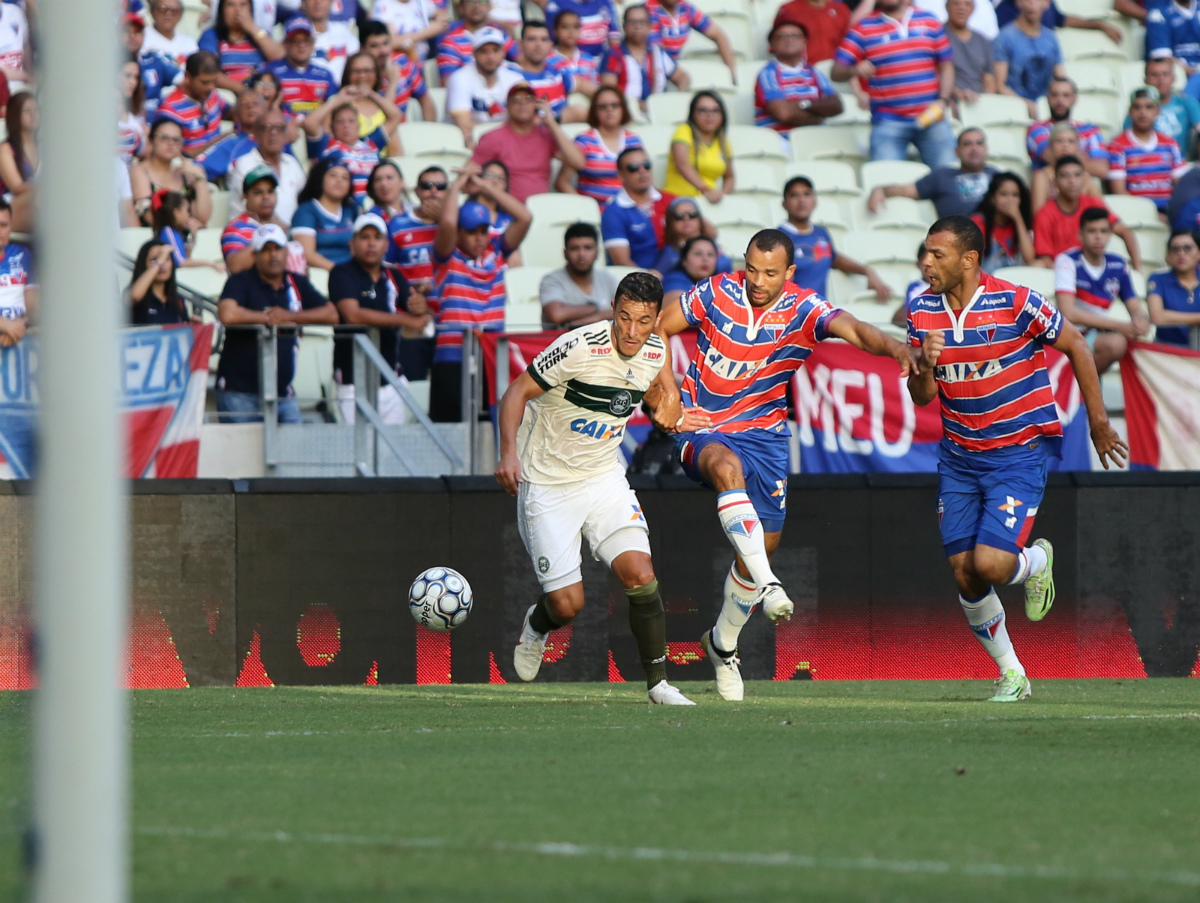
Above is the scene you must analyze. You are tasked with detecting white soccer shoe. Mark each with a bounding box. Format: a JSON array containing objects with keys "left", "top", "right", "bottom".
[
  {"left": 648, "top": 680, "right": 696, "bottom": 705},
  {"left": 513, "top": 604, "right": 548, "bottom": 682},
  {"left": 758, "top": 583, "right": 794, "bottom": 623},
  {"left": 700, "top": 629, "right": 744, "bottom": 702}
]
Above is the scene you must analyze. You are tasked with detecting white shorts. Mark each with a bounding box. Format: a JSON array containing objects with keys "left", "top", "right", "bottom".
[{"left": 517, "top": 466, "right": 651, "bottom": 593}]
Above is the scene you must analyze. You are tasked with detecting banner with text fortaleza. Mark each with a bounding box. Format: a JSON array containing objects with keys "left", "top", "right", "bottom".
[{"left": 0, "top": 323, "right": 214, "bottom": 479}]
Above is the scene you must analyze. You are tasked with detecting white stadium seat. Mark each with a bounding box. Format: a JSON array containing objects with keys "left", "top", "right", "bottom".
[
  {"left": 850, "top": 195, "right": 936, "bottom": 232},
  {"left": 1102, "top": 194, "right": 1165, "bottom": 231},
  {"left": 646, "top": 92, "right": 693, "bottom": 126},
  {"left": 503, "top": 266, "right": 551, "bottom": 333},
  {"left": 695, "top": 193, "right": 771, "bottom": 227},
  {"left": 730, "top": 158, "right": 786, "bottom": 196},
  {"left": 786, "top": 160, "right": 861, "bottom": 195},
  {"left": 860, "top": 160, "right": 931, "bottom": 196},
  {"left": 958, "top": 94, "right": 1033, "bottom": 128},
  {"left": 396, "top": 122, "right": 470, "bottom": 159},
  {"left": 525, "top": 193, "right": 602, "bottom": 231},
  {"left": 789, "top": 126, "right": 869, "bottom": 167},
  {"left": 727, "top": 124, "right": 791, "bottom": 162},
  {"left": 1063, "top": 61, "right": 1120, "bottom": 98},
  {"left": 839, "top": 230, "right": 919, "bottom": 266},
  {"left": 682, "top": 59, "right": 737, "bottom": 94},
  {"left": 1056, "top": 28, "right": 1128, "bottom": 63}
]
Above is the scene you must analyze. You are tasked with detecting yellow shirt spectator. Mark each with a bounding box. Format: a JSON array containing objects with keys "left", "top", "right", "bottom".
[{"left": 664, "top": 122, "right": 729, "bottom": 197}]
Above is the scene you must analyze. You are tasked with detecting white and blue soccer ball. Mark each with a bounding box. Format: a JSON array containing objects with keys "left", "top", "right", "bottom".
[{"left": 409, "top": 567, "right": 473, "bottom": 631}]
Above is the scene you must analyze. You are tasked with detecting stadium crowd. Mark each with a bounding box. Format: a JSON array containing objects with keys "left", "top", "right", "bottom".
[{"left": 0, "top": 0, "right": 1198, "bottom": 427}]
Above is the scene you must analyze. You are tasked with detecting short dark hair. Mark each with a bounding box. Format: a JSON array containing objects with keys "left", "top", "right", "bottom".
[
  {"left": 552, "top": 8, "right": 580, "bottom": 26},
  {"left": 522, "top": 19, "right": 550, "bottom": 37},
  {"left": 1054, "top": 154, "right": 1084, "bottom": 174},
  {"left": 564, "top": 222, "right": 598, "bottom": 246},
  {"left": 417, "top": 165, "right": 447, "bottom": 182},
  {"left": 957, "top": 127, "right": 985, "bottom": 146},
  {"left": 1079, "top": 207, "right": 1112, "bottom": 230},
  {"left": 1167, "top": 228, "right": 1200, "bottom": 251},
  {"left": 623, "top": 3, "right": 649, "bottom": 24},
  {"left": 769, "top": 19, "right": 807, "bottom": 41},
  {"left": 615, "top": 146, "right": 648, "bottom": 170},
  {"left": 359, "top": 19, "right": 390, "bottom": 41},
  {"left": 185, "top": 50, "right": 220, "bottom": 77},
  {"left": 783, "top": 175, "right": 813, "bottom": 196},
  {"left": 0, "top": 197, "right": 13, "bottom": 217},
  {"left": 748, "top": 229, "right": 795, "bottom": 267},
  {"left": 614, "top": 271, "right": 664, "bottom": 310},
  {"left": 928, "top": 215, "right": 985, "bottom": 257}
]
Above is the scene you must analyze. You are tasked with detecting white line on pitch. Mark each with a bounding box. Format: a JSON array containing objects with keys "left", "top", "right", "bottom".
[{"left": 135, "top": 825, "right": 1200, "bottom": 888}]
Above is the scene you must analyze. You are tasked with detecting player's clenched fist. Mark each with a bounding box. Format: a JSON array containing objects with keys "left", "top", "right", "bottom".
[
  {"left": 494, "top": 452, "right": 523, "bottom": 496},
  {"left": 921, "top": 329, "right": 946, "bottom": 373}
]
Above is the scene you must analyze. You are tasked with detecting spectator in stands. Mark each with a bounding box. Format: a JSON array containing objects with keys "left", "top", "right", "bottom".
[
  {"left": 655, "top": 196, "right": 725, "bottom": 274},
  {"left": 196, "top": 87, "right": 267, "bottom": 183},
  {"left": 645, "top": 0, "right": 737, "bottom": 85},
  {"left": 366, "top": 160, "right": 412, "bottom": 219},
  {"left": 331, "top": 212, "right": 433, "bottom": 423},
  {"left": 292, "top": 159, "right": 359, "bottom": 270},
  {"left": 664, "top": 91, "right": 735, "bottom": 202},
  {"left": 542, "top": 0, "right": 621, "bottom": 60},
  {"left": 430, "top": 162, "right": 532, "bottom": 421},
  {"left": 305, "top": 0, "right": 360, "bottom": 80},
  {"left": 229, "top": 109, "right": 308, "bottom": 221},
  {"left": 868, "top": 127, "right": 996, "bottom": 218},
  {"left": 223, "top": 167, "right": 297, "bottom": 273},
  {"left": 0, "top": 199, "right": 33, "bottom": 345},
  {"left": 1031, "top": 122, "right": 1102, "bottom": 211},
  {"left": 1169, "top": 165, "right": 1200, "bottom": 229},
  {"left": 914, "top": 0, "right": 998, "bottom": 39},
  {"left": 248, "top": 68, "right": 290, "bottom": 121},
  {"left": 779, "top": 175, "right": 890, "bottom": 300},
  {"left": 1109, "top": 86, "right": 1191, "bottom": 215},
  {"left": 1033, "top": 155, "right": 1141, "bottom": 267},
  {"left": 155, "top": 51, "right": 231, "bottom": 158},
  {"left": 439, "top": 0, "right": 518, "bottom": 83},
  {"left": 1148, "top": 0, "right": 1200, "bottom": 77},
  {"left": 832, "top": 0, "right": 957, "bottom": 169},
  {"left": 993, "top": 0, "right": 1066, "bottom": 121},
  {"left": 337, "top": 51, "right": 406, "bottom": 154},
  {"left": 1147, "top": 228, "right": 1200, "bottom": 345},
  {"left": 131, "top": 118, "right": 214, "bottom": 228},
  {"left": 470, "top": 161, "right": 525, "bottom": 266},
  {"left": 1127, "top": 58, "right": 1200, "bottom": 159},
  {"left": 469, "top": 82, "right": 587, "bottom": 201},
  {"left": 662, "top": 235, "right": 723, "bottom": 303},
  {"left": 305, "top": 95, "right": 399, "bottom": 204},
  {"left": 601, "top": 147, "right": 674, "bottom": 269},
  {"left": 151, "top": 189, "right": 225, "bottom": 270},
  {"left": 126, "top": 12, "right": 182, "bottom": 119},
  {"left": 974, "top": 171, "right": 1036, "bottom": 271},
  {"left": 446, "top": 27, "right": 526, "bottom": 148},
  {"left": 506, "top": 21, "right": 582, "bottom": 122},
  {"left": 771, "top": 0, "right": 852, "bottom": 64},
  {"left": 944, "top": 0, "right": 996, "bottom": 109},
  {"left": 358, "top": 26, "right": 436, "bottom": 126},
  {"left": 547, "top": 10, "right": 601, "bottom": 98},
  {"left": 1054, "top": 207, "right": 1149, "bottom": 372},
  {"left": 216, "top": 223, "right": 339, "bottom": 423},
  {"left": 600, "top": 5, "right": 688, "bottom": 118},
  {"left": 120, "top": 55, "right": 149, "bottom": 165},
  {"left": 539, "top": 222, "right": 619, "bottom": 328},
  {"left": 995, "top": 0, "right": 1125, "bottom": 43},
  {"left": 127, "top": 239, "right": 193, "bottom": 324},
  {"left": 142, "top": 0, "right": 199, "bottom": 68},
  {"left": 555, "top": 86, "right": 644, "bottom": 203},
  {"left": 0, "top": 92, "right": 35, "bottom": 204},
  {"left": 1027, "top": 78, "right": 1109, "bottom": 178},
  {"left": 198, "top": 0, "right": 285, "bottom": 93},
  {"left": 754, "top": 22, "right": 844, "bottom": 136},
  {"left": 386, "top": 163, "right": 447, "bottom": 380},
  {"left": 370, "top": 0, "right": 448, "bottom": 64},
  {"left": 262, "top": 17, "right": 339, "bottom": 129}
]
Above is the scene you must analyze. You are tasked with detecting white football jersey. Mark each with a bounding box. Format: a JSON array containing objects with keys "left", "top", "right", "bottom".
[{"left": 518, "top": 323, "right": 666, "bottom": 485}]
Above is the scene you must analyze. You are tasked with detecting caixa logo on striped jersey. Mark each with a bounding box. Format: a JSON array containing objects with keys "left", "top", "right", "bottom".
[{"left": 935, "top": 359, "right": 1002, "bottom": 383}]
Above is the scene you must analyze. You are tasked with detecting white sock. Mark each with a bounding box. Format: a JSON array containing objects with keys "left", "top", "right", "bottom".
[
  {"left": 711, "top": 563, "right": 757, "bottom": 654},
  {"left": 960, "top": 589, "right": 1024, "bottom": 676},
  {"left": 1007, "top": 544, "right": 1048, "bottom": 585},
  {"left": 716, "top": 490, "right": 778, "bottom": 587}
]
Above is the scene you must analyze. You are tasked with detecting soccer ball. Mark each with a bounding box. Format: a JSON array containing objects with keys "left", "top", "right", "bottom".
[{"left": 409, "top": 567, "right": 473, "bottom": 631}]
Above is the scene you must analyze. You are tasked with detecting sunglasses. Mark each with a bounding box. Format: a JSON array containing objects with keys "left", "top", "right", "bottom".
[
  {"left": 694, "top": 107, "right": 723, "bottom": 115},
  {"left": 595, "top": 102, "right": 622, "bottom": 111},
  {"left": 418, "top": 180, "right": 449, "bottom": 190},
  {"left": 623, "top": 161, "right": 652, "bottom": 173},
  {"left": 672, "top": 210, "right": 699, "bottom": 221}
]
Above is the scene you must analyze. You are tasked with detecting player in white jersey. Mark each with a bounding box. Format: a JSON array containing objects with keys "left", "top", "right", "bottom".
[{"left": 495, "top": 272, "right": 703, "bottom": 704}]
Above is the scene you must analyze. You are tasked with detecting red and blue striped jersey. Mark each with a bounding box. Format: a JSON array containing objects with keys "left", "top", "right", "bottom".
[
  {"left": 835, "top": 8, "right": 950, "bottom": 122},
  {"left": 1053, "top": 249, "right": 1135, "bottom": 315},
  {"left": 432, "top": 240, "right": 508, "bottom": 362},
  {"left": 544, "top": 0, "right": 621, "bottom": 57},
  {"left": 505, "top": 61, "right": 574, "bottom": 119},
  {"left": 221, "top": 212, "right": 258, "bottom": 258},
  {"left": 548, "top": 48, "right": 599, "bottom": 86},
  {"left": 155, "top": 88, "right": 230, "bottom": 154},
  {"left": 599, "top": 41, "right": 675, "bottom": 102},
  {"left": 1026, "top": 118, "right": 1107, "bottom": 169},
  {"left": 680, "top": 271, "right": 842, "bottom": 433},
  {"left": 391, "top": 56, "right": 428, "bottom": 121},
  {"left": 754, "top": 59, "right": 835, "bottom": 131},
  {"left": 261, "top": 59, "right": 338, "bottom": 115},
  {"left": 198, "top": 28, "right": 264, "bottom": 84},
  {"left": 318, "top": 131, "right": 386, "bottom": 203},
  {"left": 385, "top": 210, "right": 441, "bottom": 308},
  {"left": 572, "top": 128, "right": 642, "bottom": 204},
  {"left": 907, "top": 272, "right": 1065, "bottom": 455},
  {"left": 645, "top": 0, "right": 711, "bottom": 61},
  {"left": 437, "top": 22, "right": 518, "bottom": 82},
  {"left": 1107, "top": 129, "right": 1187, "bottom": 211}
]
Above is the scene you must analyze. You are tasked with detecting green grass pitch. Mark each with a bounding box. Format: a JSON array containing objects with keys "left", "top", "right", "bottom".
[{"left": 3, "top": 679, "right": 1200, "bottom": 902}]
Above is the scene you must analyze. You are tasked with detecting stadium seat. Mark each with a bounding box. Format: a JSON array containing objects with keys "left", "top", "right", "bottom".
[
  {"left": 699, "top": 0, "right": 753, "bottom": 24},
  {"left": 1117, "top": 60, "right": 1186, "bottom": 101},
  {"left": 827, "top": 268, "right": 867, "bottom": 306},
  {"left": 191, "top": 228, "right": 223, "bottom": 263},
  {"left": 1132, "top": 231, "right": 1167, "bottom": 271},
  {"left": 560, "top": 121, "right": 590, "bottom": 141},
  {"left": 736, "top": 60, "right": 766, "bottom": 92},
  {"left": 1102, "top": 194, "right": 1164, "bottom": 231},
  {"left": 695, "top": 193, "right": 770, "bottom": 226},
  {"left": 860, "top": 160, "right": 931, "bottom": 196},
  {"left": 840, "top": 296, "right": 901, "bottom": 326},
  {"left": 1056, "top": 28, "right": 1128, "bottom": 63},
  {"left": 646, "top": 92, "right": 693, "bottom": 126},
  {"left": 682, "top": 59, "right": 737, "bottom": 94},
  {"left": 629, "top": 123, "right": 677, "bottom": 156},
  {"left": 730, "top": 158, "right": 786, "bottom": 197},
  {"left": 824, "top": 103, "right": 872, "bottom": 126},
  {"left": 714, "top": 224, "right": 761, "bottom": 265},
  {"left": 863, "top": 262, "right": 921, "bottom": 299},
  {"left": 814, "top": 58, "right": 855, "bottom": 97},
  {"left": 526, "top": 193, "right": 602, "bottom": 231},
  {"left": 726, "top": 91, "right": 757, "bottom": 127},
  {"left": 118, "top": 227, "right": 153, "bottom": 260},
  {"left": 208, "top": 188, "right": 230, "bottom": 229},
  {"left": 652, "top": 153, "right": 669, "bottom": 190},
  {"left": 958, "top": 94, "right": 1033, "bottom": 128},
  {"left": 503, "top": 266, "right": 550, "bottom": 332},
  {"left": 307, "top": 267, "right": 329, "bottom": 297},
  {"left": 179, "top": 0, "right": 206, "bottom": 39},
  {"left": 1063, "top": 61, "right": 1120, "bottom": 98},
  {"left": 851, "top": 196, "right": 936, "bottom": 234},
  {"left": 175, "top": 266, "right": 228, "bottom": 301},
  {"left": 992, "top": 265, "right": 1056, "bottom": 299},
  {"left": 396, "top": 122, "right": 470, "bottom": 159},
  {"left": 680, "top": 18, "right": 753, "bottom": 61},
  {"left": 840, "top": 230, "right": 918, "bottom": 266},
  {"left": 473, "top": 120, "right": 504, "bottom": 144},
  {"left": 790, "top": 126, "right": 869, "bottom": 168},
  {"left": 786, "top": 160, "right": 861, "bottom": 195},
  {"left": 390, "top": 154, "right": 470, "bottom": 188},
  {"left": 292, "top": 326, "right": 334, "bottom": 408},
  {"left": 727, "top": 124, "right": 790, "bottom": 162}
]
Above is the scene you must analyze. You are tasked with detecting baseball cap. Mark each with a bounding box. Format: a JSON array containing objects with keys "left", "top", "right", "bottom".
[
  {"left": 458, "top": 201, "right": 492, "bottom": 232},
  {"left": 251, "top": 223, "right": 289, "bottom": 251},
  {"left": 507, "top": 82, "right": 536, "bottom": 101},
  {"left": 471, "top": 26, "right": 507, "bottom": 49},
  {"left": 284, "top": 16, "right": 315, "bottom": 37},
  {"left": 352, "top": 212, "right": 389, "bottom": 236},
  {"left": 242, "top": 165, "right": 279, "bottom": 194},
  {"left": 1130, "top": 85, "right": 1161, "bottom": 104},
  {"left": 123, "top": 11, "right": 145, "bottom": 27}
]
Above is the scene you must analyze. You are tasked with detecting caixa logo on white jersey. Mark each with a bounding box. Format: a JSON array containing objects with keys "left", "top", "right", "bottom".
[{"left": 935, "top": 359, "right": 1002, "bottom": 383}]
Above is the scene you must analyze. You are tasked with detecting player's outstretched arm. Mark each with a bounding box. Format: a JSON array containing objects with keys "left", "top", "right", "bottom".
[
  {"left": 827, "top": 311, "right": 916, "bottom": 376},
  {"left": 907, "top": 329, "right": 943, "bottom": 406},
  {"left": 494, "top": 371, "right": 546, "bottom": 496},
  {"left": 1053, "top": 320, "right": 1129, "bottom": 470}
]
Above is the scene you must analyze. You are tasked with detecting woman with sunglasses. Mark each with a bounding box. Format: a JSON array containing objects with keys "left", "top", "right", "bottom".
[
  {"left": 655, "top": 196, "right": 727, "bottom": 275},
  {"left": 555, "top": 86, "right": 644, "bottom": 205},
  {"left": 664, "top": 90, "right": 735, "bottom": 203}
]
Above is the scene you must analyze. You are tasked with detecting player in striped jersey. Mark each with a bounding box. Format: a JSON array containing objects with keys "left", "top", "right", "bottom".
[
  {"left": 907, "top": 215, "right": 1127, "bottom": 702},
  {"left": 1108, "top": 86, "right": 1191, "bottom": 213},
  {"left": 1053, "top": 207, "right": 1149, "bottom": 374},
  {"left": 654, "top": 230, "right": 916, "bottom": 701}
]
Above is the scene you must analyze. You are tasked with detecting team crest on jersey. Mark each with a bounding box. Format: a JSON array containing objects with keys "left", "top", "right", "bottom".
[
  {"left": 761, "top": 309, "right": 791, "bottom": 336},
  {"left": 609, "top": 389, "right": 633, "bottom": 415},
  {"left": 538, "top": 556, "right": 550, "bottom": 574},
  {"left": 726, "top": 512, "right": 758, "bottom": 537},
  {"left": 975, "top": 321, "right": 997, "bottom": 345},
  {"left": 630, "top": 504, "right": 645, "bottom": 522}
]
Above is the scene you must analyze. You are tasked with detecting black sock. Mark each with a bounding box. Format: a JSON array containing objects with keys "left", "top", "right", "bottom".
[
  {"left": 528, "top": 594, "right": 563, "bottom": 635},
  {"left": 626, "top": 580, "right": 668, "bottom": 689}
]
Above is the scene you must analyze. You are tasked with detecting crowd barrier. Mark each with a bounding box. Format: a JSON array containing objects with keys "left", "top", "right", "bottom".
[{"left": 1, "top": 473, "right": 1198, "bottom": 689}]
